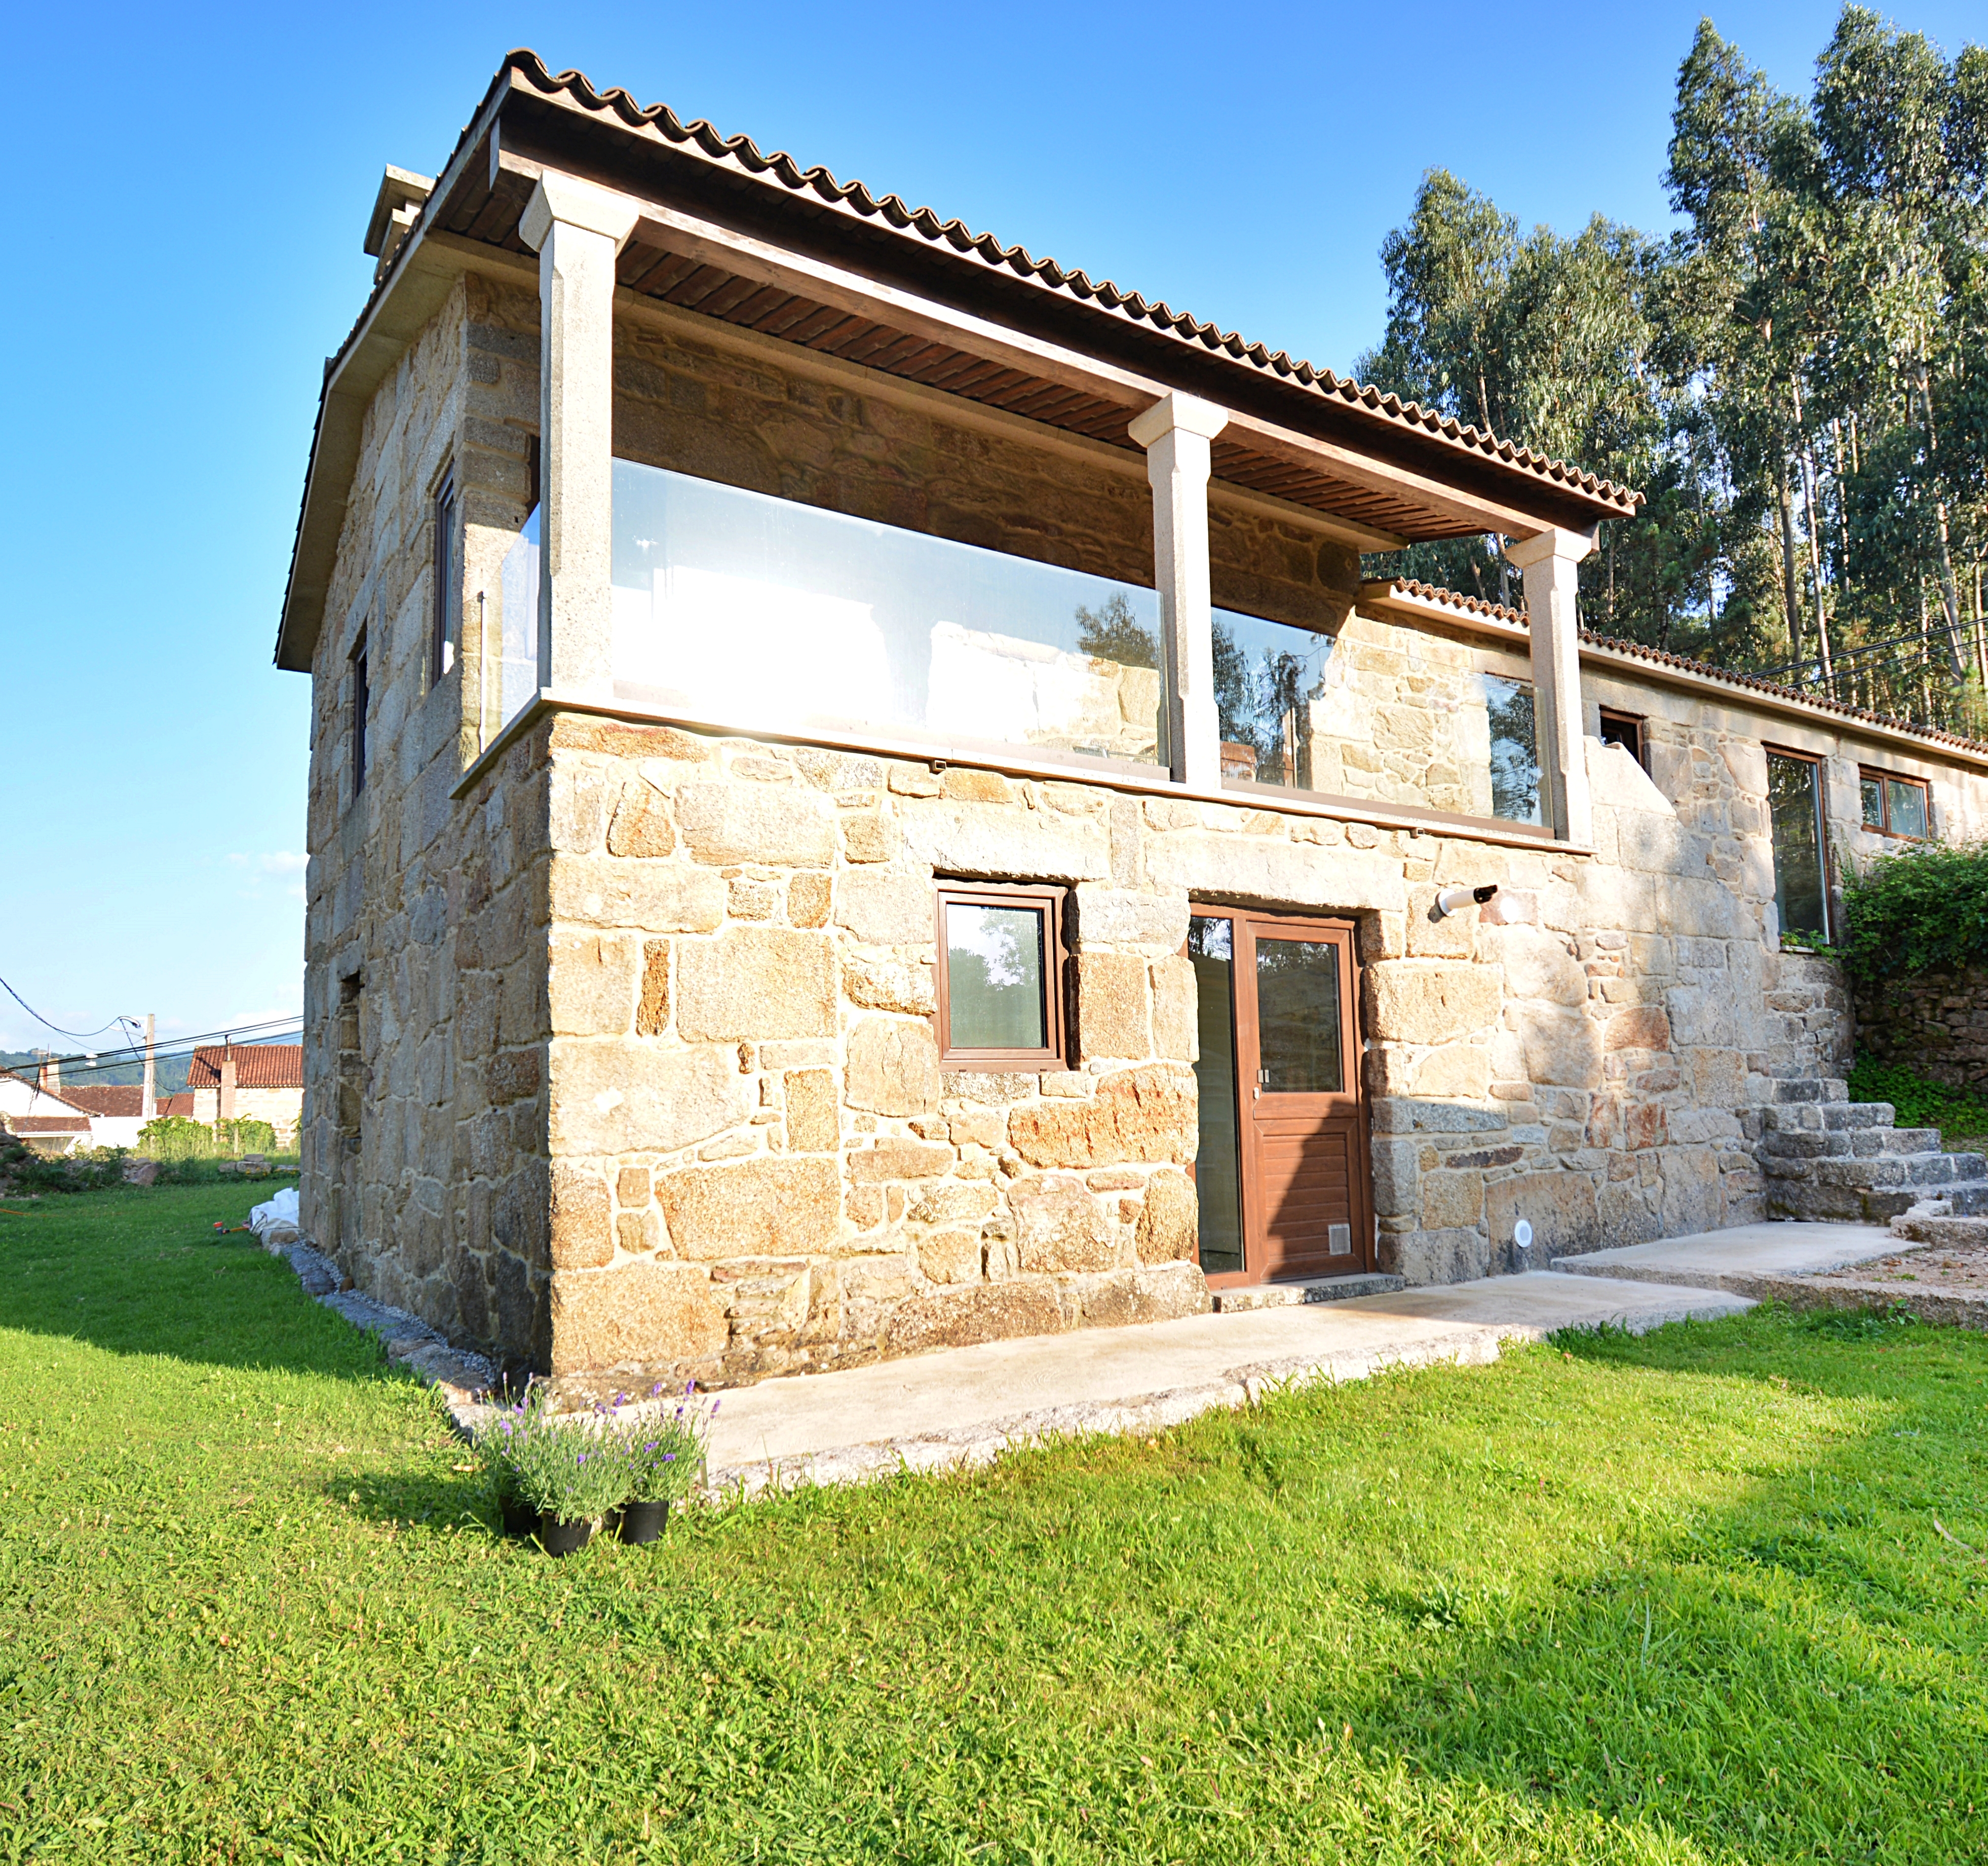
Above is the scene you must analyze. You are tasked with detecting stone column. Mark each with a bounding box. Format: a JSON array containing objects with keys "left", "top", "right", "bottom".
[
  {"left": 519, "top": 173, "right": 642, "bottom": 702},
  {"left": 1129, "top": 392, "right": 1230, "bottom": 789},
  {"left": 1505, "top": 527, "right": 1597, "bottom": 844}
]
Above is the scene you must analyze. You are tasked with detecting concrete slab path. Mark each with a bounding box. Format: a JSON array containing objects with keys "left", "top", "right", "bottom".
[
  {"left": 702, "top": 1270, "right": 1749, "bottom": 1497},
  {"left": 1551, "top": 1222, "right": 1922, "bottom": 1293}
]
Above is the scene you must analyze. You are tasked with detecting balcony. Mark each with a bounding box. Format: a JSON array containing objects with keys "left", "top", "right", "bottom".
[{"left": 491, "top": 461, "right": 1545, "bottom": 832}]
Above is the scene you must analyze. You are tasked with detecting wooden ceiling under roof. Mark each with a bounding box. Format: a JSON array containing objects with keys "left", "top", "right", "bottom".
[{"left": 437, "top": 150, "right": 1536, "bottom": 547}]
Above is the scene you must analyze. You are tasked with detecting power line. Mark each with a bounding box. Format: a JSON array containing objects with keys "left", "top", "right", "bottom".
[
  {"left": 5, "top": 1015, "right": 304, "bottom": 1074},
  {"left": 0, "top": 973, "right": 133, "bottom": 1043}
]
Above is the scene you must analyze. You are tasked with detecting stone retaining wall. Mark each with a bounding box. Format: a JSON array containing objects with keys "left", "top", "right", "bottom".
[{"left": 1853, "top": 967, "right": 1988, "bottom": 1096}]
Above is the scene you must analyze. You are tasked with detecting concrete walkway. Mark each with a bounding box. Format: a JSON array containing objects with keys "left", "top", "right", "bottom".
[
  {"left": 1550, "top": 1221, "right": 1920, "bottom": 1294},
  {"left": 703, "top": 1267, "right": 1749, "bottom": 1496}
]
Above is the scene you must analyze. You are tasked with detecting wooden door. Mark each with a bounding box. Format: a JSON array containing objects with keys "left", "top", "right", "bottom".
[{"left": 1188, "top": 909, "right": 1371, "bottom": 1286}]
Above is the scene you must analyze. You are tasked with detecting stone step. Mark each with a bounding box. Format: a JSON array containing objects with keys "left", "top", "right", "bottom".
[
  {"left": 1210, "top": 1272, "right": 1406, "bottom": 1314},
  {"left": 1763, "top": 1101, "right": 1892, "bottom": 1135},
  {"left": 1891, "top": 1210, "right": 1988, "bottom": 1246},
  {"left": 1882, "top": 1128, "right": 1949, "bottom": 1154},
  {"left": 1767, "top": 1178, "right": 1966, "bottom": 1223},
  {"left": 1811, "top": 1153, "right": 1980, "bottom": 1191},
  {"left": 1945, "top": 1180, "right": 1988, "bottom": 1217},
  {"left": 1772, "top": 1078, "right": 1849, "bottom": 1105}
]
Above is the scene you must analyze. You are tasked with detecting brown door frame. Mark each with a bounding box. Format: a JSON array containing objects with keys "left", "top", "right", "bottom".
[{"left": 1187, "top": 904, "right": 1374, "bottom": 1288}]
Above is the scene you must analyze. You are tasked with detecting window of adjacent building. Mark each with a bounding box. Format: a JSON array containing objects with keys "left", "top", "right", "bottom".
[
  {"left": 934, "top": 884, "right": 1065, "bottom": 1069},
  {"left": 1598, "top": 708, "right": 1646, "bottom": 769},
  {"left": 1767, "top": 749, "right": 1829, "bottom": 941},
  {"left": 1859, "top": 768, "right": 1931, "bottom": 840},
  {"left": 431, "top": 464, "right": 460, "bottom": 687},
  {"left": 350, "top": 635, "right": 369, "bottom": 801}
]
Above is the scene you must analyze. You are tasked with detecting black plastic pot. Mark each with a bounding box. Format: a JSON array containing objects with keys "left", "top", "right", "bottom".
[
  {"left": 537, "top": 1516, "right": 594, "bottom": 1557},
  {"left": 500, "top": 1497, "right": 539, "bottom": 1539},
  {"left": 617, "top": 1500, "right": 669, "bottom": 1545}
]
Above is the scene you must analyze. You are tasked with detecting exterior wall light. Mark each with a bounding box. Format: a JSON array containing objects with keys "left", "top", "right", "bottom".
[{"left": 1433, "top": 884, "right": 1500, "bottom": 920}]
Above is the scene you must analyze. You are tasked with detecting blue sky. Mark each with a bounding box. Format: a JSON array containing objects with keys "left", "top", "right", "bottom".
[{"left": 2, "top": 0, "right": 1979, "bottom": 1055}]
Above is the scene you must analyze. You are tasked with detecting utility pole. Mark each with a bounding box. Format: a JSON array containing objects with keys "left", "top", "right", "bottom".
[{"left": 142, "top": 1014, "right": 156, "bottom": 1120}]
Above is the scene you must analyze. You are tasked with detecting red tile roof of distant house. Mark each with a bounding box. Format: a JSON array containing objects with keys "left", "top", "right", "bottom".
[
  {"left": 58, "top": 1085, "right": 146, "bottom": 1118},
  {"left": 8, "top": 1115, "right": 90, "bottom": 1134},
  {"left": 156, "top": 1093, "right": 195, "bottom": 1119},
  {"left": 185, "top": 1045, "right": 304, "bottom": 1090}
]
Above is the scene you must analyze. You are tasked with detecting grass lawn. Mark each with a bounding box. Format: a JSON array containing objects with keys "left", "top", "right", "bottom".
[{"left": 3, "top": 1190, "right": 1987, "bottom": 1863}]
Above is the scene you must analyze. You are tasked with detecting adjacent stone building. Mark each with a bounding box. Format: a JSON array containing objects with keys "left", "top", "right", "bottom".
[{"left": 275, "top": 51, "right": 1988, "bottom": 1383}]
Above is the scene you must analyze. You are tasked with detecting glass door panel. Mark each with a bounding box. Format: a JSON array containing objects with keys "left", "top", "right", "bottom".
[
  {"left": 1188, "top": 915, "right": 1244, "bottom": 1276},
  {"left": 1254, "top": 938, "right": 1344, "bottom": 1094}
]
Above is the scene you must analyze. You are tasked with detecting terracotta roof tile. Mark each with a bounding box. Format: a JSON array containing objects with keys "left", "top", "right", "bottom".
[
  {"left": 1372, "top": 577, "right": 1530, "bottom": 629},
  {"left": 58, "top": 1086, "right": 145, "bottom": 1119},
  {"left": 186, "top": 1045, "right": 304, "bottom": 1090},
  {"left": 363, "top": 52, "right": 1640, "bottom": 522},
  {"left": 505, "top": 53, "right": 1640, "bottom": 515},
  {"left": 8, "top": 1116, "right": 89, "bottom": 1134}
]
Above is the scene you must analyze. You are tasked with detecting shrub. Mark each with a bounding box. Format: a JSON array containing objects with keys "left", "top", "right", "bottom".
[
  {"left": 1846, "top": 1055, "right": 1988, "bottom": 1138},
  {"left": 1837, "top": 839, "right": 1988, "bottom": 982},
  {"left": 137, "top": 1116, "right": 280, "bottom": 1162},
  {"left": 0, "top": 1145, "right": 129, "bottom": 1195}
]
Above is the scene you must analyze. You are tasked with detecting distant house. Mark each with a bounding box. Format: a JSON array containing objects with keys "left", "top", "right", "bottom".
[
  {"left": 0, "top": 1071, "right": 96, "bottom": 1155},
  {"left": 54, "top": 1085, "right": 147, "bottom": 1150},
  {"left": 185, "top": 1044, "right": 304, "bottom": 1143}
]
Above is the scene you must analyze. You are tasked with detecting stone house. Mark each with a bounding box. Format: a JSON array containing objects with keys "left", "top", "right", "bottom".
[
  {"left": 274, "top": 51, "right": 1988, "bottom": 1383},
  {"left": 0, "top": 1072, "right": 95, "bottom": 1156},
  {"left": 184, "top": 1043, "right": 305, "bottom": 1144}
]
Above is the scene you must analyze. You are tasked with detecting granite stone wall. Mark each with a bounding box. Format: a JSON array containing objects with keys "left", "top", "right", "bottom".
[
  {"left": 300, "top": 275, "right": 555, "bottom": 1371},
  {"left": 296, "top": 277, "right": 1988, "bottom": 1392}
]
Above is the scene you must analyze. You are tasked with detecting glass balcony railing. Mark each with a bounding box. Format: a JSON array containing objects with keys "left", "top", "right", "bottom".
[
  {"left": 494, "top": 506, "right": 541, "bottom": 736},
  {"left": 608, "top": 461, "right": 1166, "bottom": 770},
  {"left": 485, "top": 461, "right": 1543, "bottom": 830},
  {"left": 1215, "top": 609, "right": 1542, "bottom": 826}
]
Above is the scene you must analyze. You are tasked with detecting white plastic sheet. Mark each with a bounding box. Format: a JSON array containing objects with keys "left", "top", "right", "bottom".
[{"left": 249, "top": 1185, "right": 301, "bottom": 1249}]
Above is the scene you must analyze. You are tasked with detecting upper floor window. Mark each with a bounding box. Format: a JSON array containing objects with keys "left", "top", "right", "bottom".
[
  {"left": 431, "top": 464, "right": 459, "bottom": 687},
  {"left": 1860, "top": 768, "right": 1930, "bottom": 840},
  {"left": 1598, "top": 707, "right": 1647, "bottom": 769},
  {"left": 350, "top": 634, "right": 370, "bottom": 801},
  {"left": 1767, "top": 748, "right": 1828, "bottom": 941},
  {"left": 934, "top": 883, "right": 1067, "bottom": 1070}
]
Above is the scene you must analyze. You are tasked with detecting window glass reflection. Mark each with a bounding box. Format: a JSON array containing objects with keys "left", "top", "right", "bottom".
[
  {"left": 611, "top": 462, "right": 1165, "bottom": 768},
  {"left": 1255, "top": 938, "right": 1344, "bottom": 1094},
  {"left": 1768, "top": 753, "right": 1828, "bottom": 939},
  {"left": 1188, "top": 917, "right": 1243, "bottom": 1276},
  {"left": 945, "top": 904, "right": 1047, "bottom": 1051},
  {"left": 1886, "top": 778, "right": 1928, "bottom": 840}
]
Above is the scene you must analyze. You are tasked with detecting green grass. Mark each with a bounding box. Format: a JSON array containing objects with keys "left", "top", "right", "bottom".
[{"left": 3, "top": 1189, "right": 1987, "bottom": 1862}]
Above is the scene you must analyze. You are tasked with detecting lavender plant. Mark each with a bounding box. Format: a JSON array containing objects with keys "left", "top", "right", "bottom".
[
  {"left": 477, "top": 1383, "right": 629, "bottom": 1524},
  {"left": 617, "top": 1383, "right": 718, "bottom": 1503}
]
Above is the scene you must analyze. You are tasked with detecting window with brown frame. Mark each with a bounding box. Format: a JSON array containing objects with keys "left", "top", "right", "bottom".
[
  {"left": 1597, "top": 707, "right": 1647, "bottom": 770},
  {"left": 1766, "top": 747, "right": 1829, "bottom": 942},
  {"left": 1859, "top": 767, "right": 1931, "bottom": 840},
  {"left": 933, "top": 883, "right": 1067, "bottom": 1070}
]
